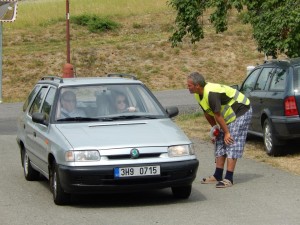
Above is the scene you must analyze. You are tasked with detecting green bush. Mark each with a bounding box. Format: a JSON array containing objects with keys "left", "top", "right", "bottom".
[{"left": 71, "top": 14, "right": 120, "bottom": 33}]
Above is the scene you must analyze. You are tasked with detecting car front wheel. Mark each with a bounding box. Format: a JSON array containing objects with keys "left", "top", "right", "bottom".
[
  {"left": 22, "top": 149, "right": 39, "bottom": 181},
  {"left": 50, "top": 161, "right": 70, "bottom": 205},
  {"left": 263, "top": 119, "right": 282, "bottom": 156},
  {"left": 171, "top": 185, "right": 192, "bottom": 199}
]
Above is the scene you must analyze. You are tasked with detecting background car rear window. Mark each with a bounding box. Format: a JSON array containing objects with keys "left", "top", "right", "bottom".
[
  {"left": 269, "top": 68, "right": 287, "bottom": 91},
  {"left": 294, "top": 66, "right": 300, "bottom": 90},
  {"left": 254, "top": 67, "right": 273, "bottom": 91}
]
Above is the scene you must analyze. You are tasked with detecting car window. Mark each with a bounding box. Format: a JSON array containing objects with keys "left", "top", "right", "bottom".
[
  {"left": 22, "top": 85, "right": 41, "bottom": 112},
  {"left": 41, "top": 87, "right": 56, "bottom": 122},
  {"left": 270, "top": 68, "right": 287, "bottom": 91},
  {"left": 293, "top": 66, "right": 300, "bottom": 91},
  {"left": 29, "top": 87, "right": 48, "bottom": 116},
  {"left": 240, "top": 68, "right": 260, "bottom": 94},
  {"left": 55, "top": 84, "right": 165, "bottom": 121},
  {"left": 254, "top": 67, "right": 273, "bottom": 91}
]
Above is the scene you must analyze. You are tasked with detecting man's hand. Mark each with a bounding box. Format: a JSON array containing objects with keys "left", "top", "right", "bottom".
[
  {"left": 127, "top": 106, "right": 136, "bottom": 112},
  {"left": 224, "top": 132, "right": 234, "bottom": 145}
]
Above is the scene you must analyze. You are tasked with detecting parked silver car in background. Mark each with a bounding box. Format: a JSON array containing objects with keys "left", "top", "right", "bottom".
[{"left": 16, "top": 74, "right": 199, "bottom": 205}]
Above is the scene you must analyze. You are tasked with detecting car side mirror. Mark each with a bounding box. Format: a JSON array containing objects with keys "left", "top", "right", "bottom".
[
  {"left": 32, "top": 112, "right": 49, "bottom": 126},
  {"left": 165, "top": 106, "right": 179, "bottom": 118}
]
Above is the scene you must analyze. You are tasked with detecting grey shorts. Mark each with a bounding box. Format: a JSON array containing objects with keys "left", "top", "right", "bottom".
[{"left": 215, "top": 107, "right": 252, "bottom": 158}]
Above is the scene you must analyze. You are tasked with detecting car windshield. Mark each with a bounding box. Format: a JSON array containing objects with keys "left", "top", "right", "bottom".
[{"left": 55, "top": 84, "right": 166, "bottom": 122}]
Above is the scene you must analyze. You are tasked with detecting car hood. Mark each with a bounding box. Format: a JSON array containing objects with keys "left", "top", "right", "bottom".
[{"left": 55, "top": 119, "right": 190, "bottom": 149}]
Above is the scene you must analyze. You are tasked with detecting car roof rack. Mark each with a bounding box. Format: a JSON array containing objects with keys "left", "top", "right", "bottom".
[
  {"left": 264, "top": 57, "right": 300, "bottom": 64},
  {"left": 107, "top": 73, "right": 137, "bottom": 80},
  {"left": 40, "top": 76, "right": 64, "bottom": 83}
]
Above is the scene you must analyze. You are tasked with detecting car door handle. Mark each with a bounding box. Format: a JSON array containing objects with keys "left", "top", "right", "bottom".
[{"left": 33, "top": 131, "right": 36, "bottom": 137}]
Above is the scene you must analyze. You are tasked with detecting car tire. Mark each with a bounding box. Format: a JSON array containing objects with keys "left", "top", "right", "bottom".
[
  {"left": 22, "top": 149, "right": 39, "bottom": 181},
  {"left": 50, "top": 161, "right": 70, "bottom": 205},
  {"left": 171, "top": 185, "right": 192, "bottom": 199},
  {"left": 263, "top": 119, "right": 282, "bottom": 156}
]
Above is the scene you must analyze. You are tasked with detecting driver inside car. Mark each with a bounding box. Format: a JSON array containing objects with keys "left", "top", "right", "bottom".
[{"left": 59, "top": 90, "right": 86, "bottom": 119}]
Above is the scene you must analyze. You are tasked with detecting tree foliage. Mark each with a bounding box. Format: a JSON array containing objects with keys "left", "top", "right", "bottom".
[{"left": 168, "top": 0, "right": 300, "bottom": 58}]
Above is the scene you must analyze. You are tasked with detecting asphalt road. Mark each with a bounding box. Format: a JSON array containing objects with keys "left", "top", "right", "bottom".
[{"left": 0, "top": 90, "right": 300, "bottom": 225}]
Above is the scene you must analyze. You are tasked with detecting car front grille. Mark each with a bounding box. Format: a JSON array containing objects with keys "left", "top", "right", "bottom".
[{"left": 107, "top": 153, "right": 161, "bottom": 160}]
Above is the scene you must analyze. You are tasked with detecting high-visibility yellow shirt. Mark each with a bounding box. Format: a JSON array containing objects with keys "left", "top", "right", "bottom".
[{"left": 194, "top": 83, "right": 250, "bottom": 124}]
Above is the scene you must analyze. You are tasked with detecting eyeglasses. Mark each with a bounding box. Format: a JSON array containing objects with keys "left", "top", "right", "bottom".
[
  {"left": 117, "top": 100, "right": 126, "bottom": 104},
  {"left": 63, "top": 98, "right": 76, "bottom": 103}
]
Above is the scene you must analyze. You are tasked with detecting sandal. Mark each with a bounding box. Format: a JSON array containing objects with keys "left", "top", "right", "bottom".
[
  {"left": 201, "top": 176, "right": 218, "bottom": 184},
  {"left": 216, "top": 179, "right": 233, "bottom": 188}
]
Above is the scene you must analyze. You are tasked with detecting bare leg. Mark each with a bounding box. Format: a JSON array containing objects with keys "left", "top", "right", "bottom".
[
  {"left": 215, "top": 155, "right": 226, "bottom": 169},
  {"left": 226, "top": 158, "right": 237, "bottom": 172}
]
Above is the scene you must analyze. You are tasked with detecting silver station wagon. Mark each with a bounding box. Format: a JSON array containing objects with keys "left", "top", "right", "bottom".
[{"left": 16, "top": 74, "right": 199, "bottom": 205}]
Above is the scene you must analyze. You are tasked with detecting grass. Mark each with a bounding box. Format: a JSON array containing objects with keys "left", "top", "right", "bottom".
[
  {"left": 14, "top": 0, "right": 168, "bottom": 28},
  {"left": 3, "top": 0, "right": 299, "bottom": 174}
]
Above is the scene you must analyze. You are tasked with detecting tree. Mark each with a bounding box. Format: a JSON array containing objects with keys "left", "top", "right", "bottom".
[{"left": 168, "top": 0, "right": 300, "bottom": 58}]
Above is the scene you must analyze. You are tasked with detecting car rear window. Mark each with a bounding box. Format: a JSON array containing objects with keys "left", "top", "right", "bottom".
[
  {"left": 269, "top": 68, "right": 287, "bottom": 91},
  {"left": 254, "top": 67, "right": 273, "bottom": 91},
  {"left": 294, "top": 66, "right": 300, "bottom": 91}
]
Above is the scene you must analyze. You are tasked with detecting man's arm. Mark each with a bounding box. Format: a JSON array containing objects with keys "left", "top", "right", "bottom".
[
  {"left": 208, "top": 92, "right": 234, "bottom": 145},
  {"left": 204, "top": 112, "right": 217, "bottom": 127}
]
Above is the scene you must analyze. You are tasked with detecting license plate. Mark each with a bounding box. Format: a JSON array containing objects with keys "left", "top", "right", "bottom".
[{"left": 114, "top": 165, "right": 160, "bottom": 178}]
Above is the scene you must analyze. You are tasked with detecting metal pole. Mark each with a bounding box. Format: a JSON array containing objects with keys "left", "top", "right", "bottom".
[
  {"left": 66, "top": 0, "right": 70, "bottom": 63},
  {"left": 0, "top": 22, "right": 2, "bottom": 103}
]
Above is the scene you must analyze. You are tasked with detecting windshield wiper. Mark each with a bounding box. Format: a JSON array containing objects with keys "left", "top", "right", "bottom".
[
  {"left": 109, "top": 115, "right": 158, "bottom": 120},
  {"left": 57, "top": 115, "right": 159, "bottom": 122},
  {"left": 57, "top": 117, "right": 101, "bottom": 122}
]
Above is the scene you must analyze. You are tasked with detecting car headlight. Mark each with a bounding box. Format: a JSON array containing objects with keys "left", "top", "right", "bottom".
[
  {"left": 168, "top": 144, "right": 195, "bottom": 157},
  {"left": 65, "top": 150, "right": 100, "bottom": 162}
]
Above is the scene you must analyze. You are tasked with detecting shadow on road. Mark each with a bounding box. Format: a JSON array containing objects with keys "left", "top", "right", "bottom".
[
  {"left": 32, "top": 176, "right": 207, "bottom": 207},
  {"left": 234, "top": 173, "right": 264, "bottom": 185},
  {"left": 69, "top": 187, "right": 206, "bottom": 208}
]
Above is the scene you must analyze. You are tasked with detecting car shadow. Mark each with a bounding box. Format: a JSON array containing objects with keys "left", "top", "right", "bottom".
[
  {"left": 70, "top": 188, "right": 206, "bottom": 208},
  {"left": 33, "top": 177, "right": 207, "bottom": 207},
  {"left": 281, "top": 139, "right": 300, "bottom": 155}
]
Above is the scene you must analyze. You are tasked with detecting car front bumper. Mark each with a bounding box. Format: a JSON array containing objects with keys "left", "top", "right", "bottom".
[{"left": 58, "top": 159, "right": 199, "bottom": 194}]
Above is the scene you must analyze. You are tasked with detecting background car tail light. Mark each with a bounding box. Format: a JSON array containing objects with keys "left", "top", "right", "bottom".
[{"left": 284, "top": 96, "right": 299, "bottom": 116}]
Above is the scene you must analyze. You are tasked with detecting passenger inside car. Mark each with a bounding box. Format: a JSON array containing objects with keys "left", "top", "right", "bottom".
[
  {"left": 112, "top": 91, "right": 136, "bottom": 113},
  {"left": 58, "top": 90, "right": 86, "bottom": 119}
]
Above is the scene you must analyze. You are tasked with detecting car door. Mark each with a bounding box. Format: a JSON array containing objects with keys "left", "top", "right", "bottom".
[
  {"left": 249, "top": 67, "right": 274, "bottom": 132},
  {"left": 240, "top": 68, "right": 261, "bottom": 131},
  {"left": 25, "top": 86, "right": 49, "bottom": 173},
  {"left": 33, "top": 87, "right": 57, "bottom": 175},
  {"left": 17, "top": 85, "right": 41, "bottom": 142}
]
